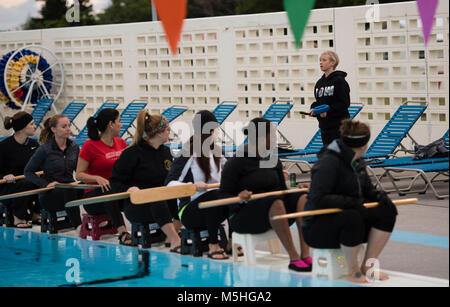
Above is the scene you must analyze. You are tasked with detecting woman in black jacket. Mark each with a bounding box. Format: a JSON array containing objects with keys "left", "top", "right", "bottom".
[
  {"left": 0, "top": 111, "right": 40, "bottom": 228},
  {"left": 220, "top": 118, "right": 312, "bottom": 272},
  {"left": 309, "top": 51, "right": 350, "bottom": 146},
  {"left": 110, "top": 110, "right": 181, "bottom": 252},
  {"left": 303, "top": 120, "right": 398, "bottom": 283},
  {"left": 24, "top": 114, "right": 82, "bottom": 230}
]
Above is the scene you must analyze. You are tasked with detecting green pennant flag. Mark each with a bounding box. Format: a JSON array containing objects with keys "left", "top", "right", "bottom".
[{"left": 284, "top": 0, "right": 316, "bottom": 48}]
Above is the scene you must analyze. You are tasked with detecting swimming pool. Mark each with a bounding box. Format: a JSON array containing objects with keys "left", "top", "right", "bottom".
[{"left": 0, "top": 227, "right": 360, "bottom": 287}]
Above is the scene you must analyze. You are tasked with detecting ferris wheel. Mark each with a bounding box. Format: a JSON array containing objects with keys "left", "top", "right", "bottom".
[{"left": 0, "top": 45, "right": 64, "bottom": 111}]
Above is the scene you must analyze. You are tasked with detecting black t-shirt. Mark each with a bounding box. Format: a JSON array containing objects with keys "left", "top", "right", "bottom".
[{"left": 0, "top": 136, "right": 39, "bottom": 178}]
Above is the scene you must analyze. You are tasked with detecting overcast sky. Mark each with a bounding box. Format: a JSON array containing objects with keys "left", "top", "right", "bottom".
[{"left": 0, "top": 0, "right": 111, "bottom": 31}]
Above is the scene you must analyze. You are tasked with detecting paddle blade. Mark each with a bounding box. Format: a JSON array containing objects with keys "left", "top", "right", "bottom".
[
  {"left": 65, "top": 192, "right": 130, "bottom": 208},
  {"left": 130, "top": 184, "right": 197, "bottom": 205}
]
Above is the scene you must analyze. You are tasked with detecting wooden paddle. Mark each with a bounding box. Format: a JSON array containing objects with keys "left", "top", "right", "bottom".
[
  {"left": 198, "top": 188, "right": 308, "bottom": 209},
  {"left": 65, "top": 183, "right": 221, "bottom": 208},
  {"left": 130, "top": 183, "right": 220, "bottom": 205},
  {"left": 0, "top": 171, "right": 44, "bottom": 184},
  {"left": 270, "top": 198, "right": 418, "bottom": 221},
  {"left": 0, "top": 186, "right": 54, "bottom": 201}
]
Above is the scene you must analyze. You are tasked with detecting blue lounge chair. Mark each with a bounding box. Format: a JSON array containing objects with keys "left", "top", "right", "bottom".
[
  {"left": 161, "top": 106, "right": 188, "bottom": 123},
  {"left": 30, "top": 98, "right": 54, "bottom": 128},
  {"left": 74, "top": 101, "right": 120, "bottom": 146},
  {"left": 213, "top": 101, "right": 237, "bottom": 146},
  {"left": 385, "top": 162, "right": 449, "bottom": 199},
  {"left": 224, "top": 100, "right": 293, "bottom": 152},
  {"left": 119, "top": 100, "right": 148, "bottom": 141},
  {"left": 281, "top": 101, "right": 428, "bottom": 173},
  {"left": 278, "top": 103, "right": 364, "bottom": 157}
]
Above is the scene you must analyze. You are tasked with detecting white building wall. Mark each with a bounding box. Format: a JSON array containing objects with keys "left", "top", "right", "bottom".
[{"left": 0, "top": 1, "right": 448, "bottom": 148}]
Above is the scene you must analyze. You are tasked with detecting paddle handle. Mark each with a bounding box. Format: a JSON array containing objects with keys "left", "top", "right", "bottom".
[
  {"left": 0, "top": 186, "right": 54, "bottom": 201},
  {"left": 0, "top": 171, "right": 44, "bottom": 184},
  {"left": 55, "top": 183, "right": 101, "bottom": 190},
  {"left": 271, "top": 198, "right": 418, "bottom": 221},
  {"left": 199, "top": 188, "right": 308, "bottom": 209},
  {"left": 65, "top": 192, "right": 130, "bottom": 208}
]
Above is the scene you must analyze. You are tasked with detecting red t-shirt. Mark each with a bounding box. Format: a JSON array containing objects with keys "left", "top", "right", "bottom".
[{"left": 79, "top": 137, "right": 127, "bottom": 192}]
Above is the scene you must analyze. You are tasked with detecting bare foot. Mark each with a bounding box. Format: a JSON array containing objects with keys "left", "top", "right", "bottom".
[{"left": 347, "top": 272, "right": 369, "bottom": 284}]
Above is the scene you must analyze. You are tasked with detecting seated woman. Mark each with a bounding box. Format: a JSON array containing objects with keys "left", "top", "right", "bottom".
[
  {"left": 219, "top": 118, "right": 312, "bottom": 272},
  {"left": 110, "top": 110, "right": 181, "bottom": 251},
  {"left": 0, "top": 111, "right": 40, "bottom": 228},
  {"left": 302, "top": 119, "right": 398, "bottom": 283},
  {"left": 165, "top": 110, "right": 229, "bottom": 260},
  {"left": 24, "top": 115, "right": 82, "bottom": 231},
  {"left": 75, "top": 108, "right": 131, "bottom": 245}
]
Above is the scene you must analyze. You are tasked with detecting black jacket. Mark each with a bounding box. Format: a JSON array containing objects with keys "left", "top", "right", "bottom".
[
  {"left": 110, "top": 140, "right": 173, "bottom": 193},
  {"left": 303, "top": 139, "right": 382, "bottom": 227},
  {"left": 24, "top": 138, "right": 79, "bottom": 187},
  {"left": 311, "top": 71, "right": 350, "bottom": 129},
  {"left": 0, "top": 136, "right": 39, "bottom": 178},
  {"left": 220, "top": 145, "right": 287, "bottom": 212}
]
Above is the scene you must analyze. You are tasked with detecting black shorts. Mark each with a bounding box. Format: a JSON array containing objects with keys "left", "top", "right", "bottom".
[{"left": 229, "top": 192, "right": 306, "bottom": 234}]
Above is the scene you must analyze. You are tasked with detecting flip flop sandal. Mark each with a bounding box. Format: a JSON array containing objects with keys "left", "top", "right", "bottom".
[
  {"left": 208, "top": 250, "right": 229, "bottom": 260},
  {"left": 170, "top": 245, "right": 182, "bottom": 254},
  {"left": 14, "top": 222, "right": 32, "bottom": 229},
  {"left": 119, "top": 232, "right": 133, "bottom": 246},
  {"left": 226, "top": 246, "right": 244, "bottom": 257}
]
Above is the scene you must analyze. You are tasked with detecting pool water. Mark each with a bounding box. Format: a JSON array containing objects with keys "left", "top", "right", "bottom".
[{"left": 0, "top": 227, "right": 357, "bottom": 287}]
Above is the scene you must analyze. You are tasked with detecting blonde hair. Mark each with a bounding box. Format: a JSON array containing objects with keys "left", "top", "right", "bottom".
[
  {"left": 39, "top": 114, "right": 67, "bottom": 143},
  {"left": 322, "top": 50, "right": 340, "bottom": 69},
  {"left": 129, "top": 109, "right": 165, "bottom": 147},
  {"left": 340, "top": 119, "right": 370, "bottom": 137}
]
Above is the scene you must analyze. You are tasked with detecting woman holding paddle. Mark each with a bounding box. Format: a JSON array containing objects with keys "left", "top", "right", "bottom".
[
  {"left": 219, "top": 118, "right": 312, "bottom": 272},
  {"left": 75, "top": 108, "right": 131, "bottom": 245},
  {"left": 165, "top": 111, "right": 230, "bottom": 260},
  {"left": 302, "top": 120, "right": 398, "bottom": 283},
  {"left": 110, "top": 110, "right": 181, "bottom": 252},
  {"left": 24, "top": 114, "right": 82, "bottom": 231},
  {"left": 0, "top": 111, "right": 40, "bottom": 228}
]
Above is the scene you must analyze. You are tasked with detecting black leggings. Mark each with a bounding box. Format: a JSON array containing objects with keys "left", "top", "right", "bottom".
[
  {"left": 39, "top": 189, "right": 83, "bottom": 228},
  {"left": 303, "top": 207, "right": 397, "bottom": 249},
  {"left": 83, "top": 189, "right": 126, "bottom": 229},
  {"left": 180, "top": 190, "right": 229, "bottom": 244},
  {"left": 0, "top": 180, "right": 40, "bottom": 220},
  {"left": 321, "top": 126, "right": 341, "bottom": 147},
  {"left": 230, "top": 192, "right": 306, "bottom": 234},
  {"left": 124, "top": 198, "right": 177, "bottom": 227}
]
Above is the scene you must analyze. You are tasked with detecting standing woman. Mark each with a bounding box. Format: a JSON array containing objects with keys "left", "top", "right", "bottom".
[
  {"left": 220, "top": 118, "right": 312, "bottom": 272},
  {"left": 165, "top": 110, "right": 229, "bottom": 259},
  {"left": 302, "top": 120, "right": 398, "bottom": 283},
  {"left": 0, "top": 112, "right": 40, "bottom": 228},
  {"left": 309, "top": 51, "right": 351, "bottom": 146},
  {"left": 75, "top": 108, "right": 131, "bottom": 245},
  {"left": 110, "top": 110, "right": 181, "bottom": 251},
  {"left": 24, "top": 115, "right": 82, "bottom": 231}
]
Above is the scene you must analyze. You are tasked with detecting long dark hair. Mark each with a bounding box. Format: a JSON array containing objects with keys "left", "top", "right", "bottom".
[
  {"left": 188, "top": 134, "right": 221, "bottom": 182},
  {"left": 86, "top": 108, "right": 120, "bottom": 141}
]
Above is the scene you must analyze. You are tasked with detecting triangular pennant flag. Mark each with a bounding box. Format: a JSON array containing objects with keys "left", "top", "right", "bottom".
[
  {"left": 283, "top": 0, "right": 316, "bottom": 48},
  {"left": 416, "top": 0, "right": 439, "bottom": 46},
  {"left": 152, "top": 0, "right": 187, "bottom": 55}
]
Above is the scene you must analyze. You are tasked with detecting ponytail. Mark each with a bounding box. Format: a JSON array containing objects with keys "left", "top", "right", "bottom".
[
  {"left": 129, "top": 109, "right": 165, "bottom": 147},
  {"left": 87, "top": 108, "right": 120, "bottom": 141},
  {"left": 3, "top": 116, "right": 13, "bottom": 130},
  {"left": 87, "top": 117, "right": 100, "bottom": 140}
]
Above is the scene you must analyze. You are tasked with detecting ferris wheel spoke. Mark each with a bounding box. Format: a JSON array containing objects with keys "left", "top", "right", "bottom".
[
  {"left": 40, "top": 62, "right": 58, "bottom": 75},
  {"left": 10, "top": 79, "right": 33, "bottom": 94},
  {"left": 42, "top": 79, "right": 62, "bottom": 87},
  {"left": 17, "top": 50, "right": 34, "bottom": 76}
]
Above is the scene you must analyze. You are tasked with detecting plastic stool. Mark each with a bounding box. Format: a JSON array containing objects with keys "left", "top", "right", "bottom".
[
  {"left": 180, "top": 225, "right": 227, "bottom": 257},
  {"left": 312, "top": 245, "right": 366, "bottom": 280},
  {"left": 131, "top": 222, "right": 165, "bottom": 248},
  {"left": 0, "top": 203, "right": 14, "bottom": 227},
  {"left": 232, "top": 230, "right": 281, "bottom": 265},
  {"left": 41, "top": 209, "right": 72, "bottom": 234},
  {"left": 79, "top": 214, "right": 117, "bottom": 240}
]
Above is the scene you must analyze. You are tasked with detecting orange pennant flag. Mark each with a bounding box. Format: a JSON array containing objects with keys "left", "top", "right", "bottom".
[{"left": 152, "top": 0, "right": 187, "bottom": 55}]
